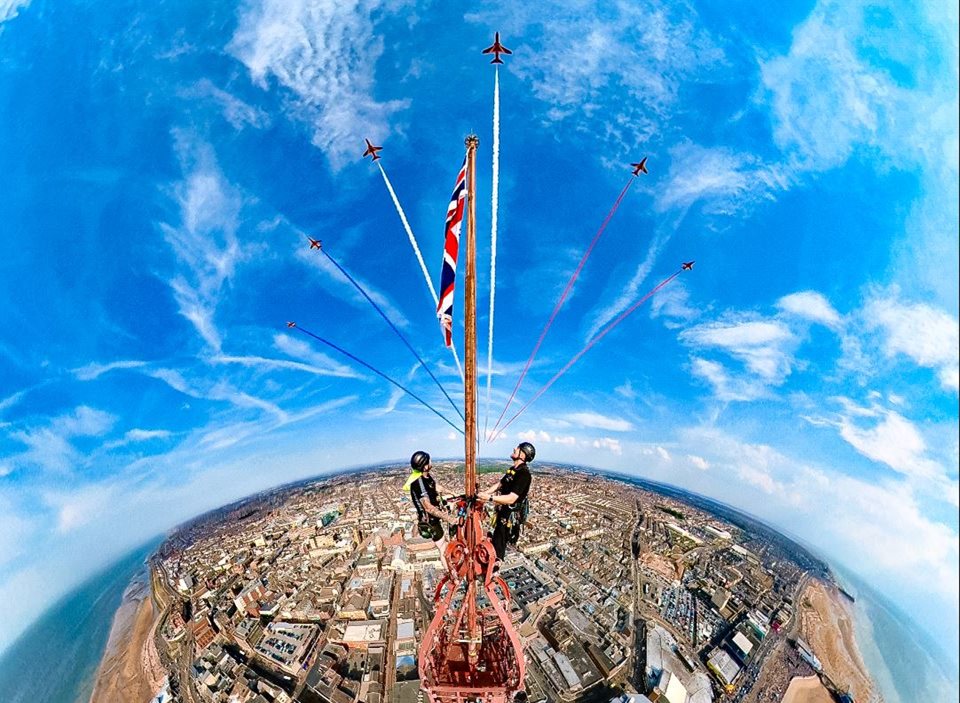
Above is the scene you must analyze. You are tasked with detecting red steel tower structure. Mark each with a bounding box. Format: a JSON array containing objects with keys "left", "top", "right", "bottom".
[{"left": 417, "top": 135, "right": 526, "bottom": 703}]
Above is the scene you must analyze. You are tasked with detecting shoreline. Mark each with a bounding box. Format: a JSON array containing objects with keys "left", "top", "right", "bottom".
[
  {"left": 798, "top": 578, "right": 879, "bottom": 703},
  {"left": 88, "top": 568, "right": 166, "bottom": 703}
]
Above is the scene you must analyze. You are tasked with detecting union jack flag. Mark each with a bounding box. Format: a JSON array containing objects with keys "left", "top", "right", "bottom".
[{"left": 437, "top": 158, "right": 466, "bottom": 347}]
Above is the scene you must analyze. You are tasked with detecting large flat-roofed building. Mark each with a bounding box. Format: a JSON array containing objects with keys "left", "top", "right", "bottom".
[
  {"left": 666, "top": 522, "right": 704, "bottom": 545},
  {"left": 731, "top": 631, "right": 754, "bottom": 660},
  {"left": 704, "top": 525, "right": 732, "bottom": 540},
  {"left": 707, "top": 648, "right": 742, "bottom": 688},
  {"left": 553, "top": 651, "right": 582, "bottom": 691},
  {"left": 340, "top": 620, "right": 386, "bottom": 649},
  {"left": 254, "top": 622, "right": 319, "bottom": 674},
  {"left": 650, "top": 669, "right": 688, "bottom": 703}
]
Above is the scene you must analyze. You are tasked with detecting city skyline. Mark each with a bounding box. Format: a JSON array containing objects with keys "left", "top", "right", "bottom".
[{"left": 0, "top": 0, "right": 957, "bottom": 670}]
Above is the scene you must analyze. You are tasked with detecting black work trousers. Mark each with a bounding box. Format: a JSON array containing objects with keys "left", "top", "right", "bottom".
[{"left": 491, "top": 516, "right": 510, "bottom": 560}]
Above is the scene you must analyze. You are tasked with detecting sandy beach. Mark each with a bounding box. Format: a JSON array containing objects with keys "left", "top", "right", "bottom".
[
  {"left": 781, "top": 675, "right": 834, "bottom": 703},
  {"left": 89, "top": 572, "right": 166, "bottom": 703},
  {"left": 798, "top": 579, "right": 879, "bottom": 703}
]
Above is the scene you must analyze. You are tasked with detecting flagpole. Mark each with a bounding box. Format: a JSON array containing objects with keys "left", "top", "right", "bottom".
[
  {"left": 464, "top": 135, "right": 479, "bottom": 500},
  {"left": 463, "top": 133, "right": 480, "bottom": 668}
]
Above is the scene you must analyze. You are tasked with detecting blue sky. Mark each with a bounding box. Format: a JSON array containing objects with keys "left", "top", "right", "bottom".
[{"left": 1, "top": 0, "right": 957, "bottom": 662}]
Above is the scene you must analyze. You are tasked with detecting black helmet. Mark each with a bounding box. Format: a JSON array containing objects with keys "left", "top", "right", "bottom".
[
  {"left": 410, "top": 450, "right": 430, "bottom": 471},
  {"left": 517, "top": 442, "right": 536, "bottom": 462}
]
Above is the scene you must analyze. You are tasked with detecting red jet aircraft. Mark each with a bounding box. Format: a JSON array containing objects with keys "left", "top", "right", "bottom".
[
  {"left": 631, "top": 157, "right": 649, "bottom": 175},
  {"left": 682, "top": 261, "right": 695, "bottom": 271},
  {"left": 482, "top": 32, "right": 512, "bottom": 64},
  {"left": 362, "top": 139, "right": 383, "bottom": 161},
  {"left": 306, "top": 237, "right": 322, "bottom": 250},
  {"left": 286, "top": 321, "right": 297, "bottom": 328}
]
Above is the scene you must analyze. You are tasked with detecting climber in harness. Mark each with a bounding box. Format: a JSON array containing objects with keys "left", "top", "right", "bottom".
[
  {"left": 478, "top": 442, "right": 534, "bottom": 562},
  {"left": 405, "top": 451, "right": 458, "bottom": 571}
]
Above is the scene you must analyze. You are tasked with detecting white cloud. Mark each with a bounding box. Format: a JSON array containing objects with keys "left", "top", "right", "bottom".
[
  {"left": 591, "top": 437, "right": 622, "bottom": 455},
  {"left": 213, "top": 351, "right": 359, "bottom": 379},
  {"left": 777, "top": 291, "right": 842, "bottom": 329},
  {"left": 649, "top": 281, "right": 698, "bottom": 327},
  {"left": 185, "top": 79, "right": 271, "bottom": 130},
  {"left": 0, "top": 0, "right": 30, "bottom": 25},
  {"left": 688, "top": 454, "right": 709, "bottom": 470},
  {"left": 689, "top": 357, "right": 770, "bottom": 402},
  {"left": 7, "top": 406, "right": 116, "bottom": 474},
  {"left": 470, "top": 2, "right": 724, "bottom": 158},
  {"left": 863, "top": 295, "right": 959, "bottom": 392},
  {"left": 295, "top": 242, "right": 410, "bottom": 329},
  {"left": 273, "top": 333, "right": 363, "bottom": 378},
  {"left": 0, "top": 498, "right": 30, "bottom": 567},
  {"left": 656, "top": 446, "right": 671, "bottom": 461},
  {"left": 564, "top": 411, "right": 633, "bottom": 432},
  {"left": 517, "top": 429, "right": 553, "bottom": 444},
  {"left": 654, "top": 141, "right": 790, "bottom": 215},
  {"left": 104, "top": 428, "right": 173, "bottom": 450},
  {"left": 836, "top": 404, "right": 945, "bottom": 482},
  {"left": 675, "top": 425, "right": 959, "bottom": 614},
  {"left": 160, "top": 132, "right": 250, "bottom": 352},
  {"left": 0, "top": 389, "right": 27, "bottom": 414},
  {"left": 72, "top": 359, "right": 148, "bottom": 381},
  {"left": 681, "top": 317, "right": 798, "bottom": 383},
  {"left": 55, "top": 406, "right": 115, "bottom": 436},
  {"left": 228, "top": 0, "right": 411, "bottom": 169},
  {"left": 759, "top": 0, "right": 959, "bottom": 309},
  {"left": 124, "top": 429, "right": 171, "bottom": 442}
]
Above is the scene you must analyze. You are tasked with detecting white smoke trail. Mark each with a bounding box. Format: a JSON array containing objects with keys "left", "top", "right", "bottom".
[
  {"left": 377, "top": 161, "right": 464, "bottom": 383},
  {"left": 378, "top": 161, "right": 437, "bottom": 303},
  {"left": 484, "top": 67, "right": 501, "bottom": 438}
]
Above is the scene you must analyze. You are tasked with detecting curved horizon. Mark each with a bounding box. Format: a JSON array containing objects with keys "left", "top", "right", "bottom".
[{"left": 0, "top": 0, "right": 956, "bottom": 688}]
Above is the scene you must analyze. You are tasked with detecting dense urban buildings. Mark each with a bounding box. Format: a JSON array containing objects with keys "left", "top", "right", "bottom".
[{"left": 145, "top": 463, "right": 839, "bottom": 703}]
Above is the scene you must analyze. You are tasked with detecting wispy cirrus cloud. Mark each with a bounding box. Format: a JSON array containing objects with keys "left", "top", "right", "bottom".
[
  {"left": 72, "top": 359, "right": 148, "bottom": 381},
  {"left": 294, "top": 241, "right": 410, "bottom": 329},
  {"left": 653, "top": 141, "right": 791, "bottom": 215},
  {"left": 228, "top": 0, "right": 412, "bottom": 169},
  {"left": 688, "top": 357, "right": 772, "bottom": 402},
  {"left": 6, "top": 406, "right": 116, "bottom": 474},
  {"left": 805, "top": 395, "right": 952, "bottom": 491},
  {"left": 759, "top": 0, "right": 959, "bottom": 308},
  {"left": 273, "top": 333, "right": 363, "bottom": 379},
  {"left": 160, "top": 131, "right": 251, "bottom": 352},
  {"left": 181, "top": 79, "right": 271, "bottom": 130},
  {"left": 470, "top": 1, "right": 725, "bottom": 156},
  {"left": 0, "top": 0, "right": 30, "bottom": 25},
  {"left": 212, "top": 352, "right": 359, "bottom": 379},
  {"left": 563, "top": 411, "right": 633, "bottom": 432}
]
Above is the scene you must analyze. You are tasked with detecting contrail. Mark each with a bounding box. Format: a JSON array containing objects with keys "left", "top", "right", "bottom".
[
  {"left": 484, "top": 66, "right": 501, "bottom": 438},
  {"left": 490, "top": 269, "right": 682, "bottom": 441},
  {"left": 377, "top": 161, "right": 465, "bottom": 382}
]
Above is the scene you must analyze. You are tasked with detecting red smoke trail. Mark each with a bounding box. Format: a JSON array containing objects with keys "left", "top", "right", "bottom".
[
  {"left": 488, "top": 177, "right": 637, "bottom": 440},
  {"left": 490, "top": 269, "right": 681, "bottom": 441}
]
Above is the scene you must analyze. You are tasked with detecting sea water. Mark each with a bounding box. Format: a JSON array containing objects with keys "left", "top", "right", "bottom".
[
  {"left": 0, "top": 539, "right": 160, "bottom": 703},
  {"left": 832, "top": 564, "right": 959, "bottom": 703}
]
